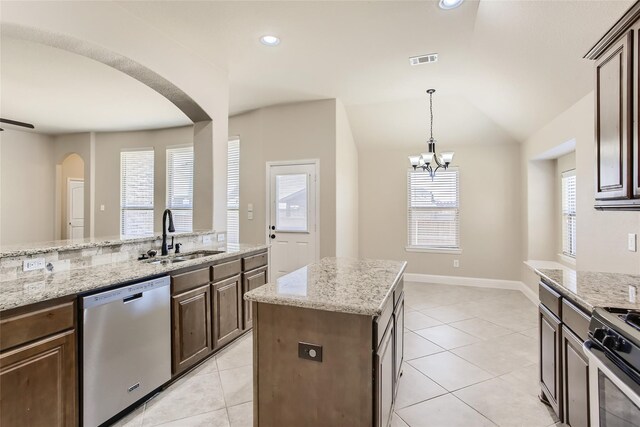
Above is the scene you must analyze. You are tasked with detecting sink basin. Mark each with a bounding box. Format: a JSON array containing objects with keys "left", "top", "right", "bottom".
[{"left": 142, "top": 249, "right": 225, "bottom": 265}]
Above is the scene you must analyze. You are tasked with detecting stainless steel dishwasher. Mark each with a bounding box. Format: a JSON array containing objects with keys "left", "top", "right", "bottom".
[{"left": 82, "top": 276, "right": 171, "bottom": 427}]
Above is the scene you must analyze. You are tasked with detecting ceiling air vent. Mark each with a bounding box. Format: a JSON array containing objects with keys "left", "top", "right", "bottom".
[{"left": 409, "top": 53, "right": 438, "bottom": 66}]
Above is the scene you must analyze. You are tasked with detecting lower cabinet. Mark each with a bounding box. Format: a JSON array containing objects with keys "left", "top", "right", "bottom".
[
  {"left": 562, "top": 326, "right": 590, "bottom": 427},
  {"left": 212, "top": 274, "right": 243, "bottom": 349},
  {"left": 0, "top": 302, "right": 77, "bottom": 427},
  {"left": 375, "top": 320, "right": 395, "bottom": 427},
  {"left": 171, "top": 284, "right": 212, "bottom": 375},
  {"left": 539, "top": 304, "right": 562, "bottom": 416},
  {"left": 393, "top": 295, "right": 404, "bottom": 387},
  {"left": 242, "top": 266, "right": 268, "bottom": 330}
]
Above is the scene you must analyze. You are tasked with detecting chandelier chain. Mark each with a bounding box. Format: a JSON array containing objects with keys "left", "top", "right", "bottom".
[{"left": 429, "top": 91, "right": 433, "bottom": 140}]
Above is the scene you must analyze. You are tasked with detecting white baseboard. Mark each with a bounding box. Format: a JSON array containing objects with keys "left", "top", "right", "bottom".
[{"left": 403, "top": 273, "right": 539, "bottom": 306}]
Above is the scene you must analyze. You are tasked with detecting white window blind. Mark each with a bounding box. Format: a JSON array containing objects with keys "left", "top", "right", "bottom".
[
  {"left": 227, "top": 138, "right": 240, "bottom": 244},
  {"left": 562, "top": 170, "right": 576, "bottom": 257},
  {"left": 167, "top": 146, "right": 194, "bottom": 233},
  {"left": 407, "top": 169, "right": 460, "bottom": 250},
  {"left": 121, "top": 149, "right": 154, "bottom": 237}
]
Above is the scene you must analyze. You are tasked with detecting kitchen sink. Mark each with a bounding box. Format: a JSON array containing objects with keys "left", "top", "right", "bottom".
[{"left": 142, "top": 249, "right": 225, "bottom": 265}]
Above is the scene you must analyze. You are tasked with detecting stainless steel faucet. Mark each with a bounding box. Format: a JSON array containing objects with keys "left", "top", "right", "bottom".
[{"left": 161, "top": 209, "right": 175, "bottom": 256}]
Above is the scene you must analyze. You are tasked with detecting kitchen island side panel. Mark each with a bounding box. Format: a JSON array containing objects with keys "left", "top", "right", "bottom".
[{"left": 254, "top": 302, "right": 373, "bottom": 427}]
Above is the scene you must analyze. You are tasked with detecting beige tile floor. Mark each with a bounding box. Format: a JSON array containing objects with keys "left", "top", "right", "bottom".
[{"left": 111, "top": 282, "right": 560, "bottom": 427}]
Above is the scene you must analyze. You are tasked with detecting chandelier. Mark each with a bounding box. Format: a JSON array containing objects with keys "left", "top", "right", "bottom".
[{"left": 408, "top": 89, "right": 454, "bottom": 178}]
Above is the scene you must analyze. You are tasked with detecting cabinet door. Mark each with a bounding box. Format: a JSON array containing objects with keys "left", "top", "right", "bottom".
[
  {"left": 375, "top": 320, "right": 394, "bottom": 427},
  {"left": 0, "top": 330, "right": 77, "bottom": 427},
  {"left": 393, "top": 294, "right": 404, "bottom": 388},
  {"left": 212, "top": 274, "right": 242, "bottom": 349},
  {"left": 172, "top": 284, "right": 212, "bottom": 375},
  {"left": 595, "top": 31, "right": 633, "bottom": 201},
  {"left": 562, "top": 326, "right": 590, "bottom": 427},
  {"left": 539, "top": 304, "right": 562, "bottom": 417},
  {"left": 242, "top": 266, "right": 268, "bottom": 330}
]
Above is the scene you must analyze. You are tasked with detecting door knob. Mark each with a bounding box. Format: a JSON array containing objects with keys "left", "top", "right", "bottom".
[{"left": 270, "top": 234, "right": 276, "bottom": 239}]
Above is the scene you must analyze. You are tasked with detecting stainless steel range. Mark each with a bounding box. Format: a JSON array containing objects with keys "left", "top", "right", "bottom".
[{"left": 584, "top": 307, "right": 640, "bottom": 427}]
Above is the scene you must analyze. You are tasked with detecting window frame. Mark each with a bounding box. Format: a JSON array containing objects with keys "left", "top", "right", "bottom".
[
  {"left": 120, "top": 148, "right": 155, "bottom": 238},
  {"left": 166, "top": 144, "right": 194, "bottom": 233},
  {"left": 406, "top": 168, "right": 461, "bottom": 254},
  {"left": 561, "top": 169, "right": 577, "bottom": 258},
  {"left": 227, "top": 137, "right": 240, "bottom": 244}
]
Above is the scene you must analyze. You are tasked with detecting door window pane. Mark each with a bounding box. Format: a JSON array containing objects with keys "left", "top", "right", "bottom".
[{"left": 276, "top": 174, "right": 308, "bottom": 232}]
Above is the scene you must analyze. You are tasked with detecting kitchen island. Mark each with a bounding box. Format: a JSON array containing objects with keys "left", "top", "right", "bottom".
[{"left": 245, "top": 257, "right": 406, "bottom": 427}]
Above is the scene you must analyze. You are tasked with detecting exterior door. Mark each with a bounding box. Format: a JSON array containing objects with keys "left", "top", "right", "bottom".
[
  {"left": 67, "top": 179, "right": 84, "bottom": 240},
  {"left": 267, "top": 162, "right": 318, "bottom": 281}
]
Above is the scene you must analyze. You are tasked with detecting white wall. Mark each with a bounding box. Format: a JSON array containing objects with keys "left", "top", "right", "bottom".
[
  {"left": 229, "top": 100, "right": 338, "bottom": 255},
  {"left": 522, "top": 92, "right": 640, "bottom": 275},
  {"left": 359, "top": 143, "right": 522, "bottom": 281},
  {"left": 0, "top": 129, "right": 56, "bottom": 245},
  {"left": 93, "top": 126, "right": 194, "bottom": 238},
  {"left": 335, "top": 100, "right": 359, "bottom": 258}
]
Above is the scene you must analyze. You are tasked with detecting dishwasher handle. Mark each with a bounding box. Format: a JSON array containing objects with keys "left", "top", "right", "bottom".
[{"left": 123, "top": 293, "right": 143, "bottom": 303}]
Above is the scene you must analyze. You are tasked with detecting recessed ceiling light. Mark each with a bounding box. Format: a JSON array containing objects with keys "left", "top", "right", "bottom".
[
  {"left": 260, "top": 35, "right": 281, "bottom": 46},
  {"left": 439, "top": 0, "right": 464, "bottom": 10}
]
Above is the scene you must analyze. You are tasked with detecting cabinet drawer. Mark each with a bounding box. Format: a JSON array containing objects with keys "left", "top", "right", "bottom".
[
  {"left": 375, "top": 297, "right": 394, "bottom": 351},
  {"left": 211, "top": 259, "right": 241, "bottom": 282},
  {"left": 562, "top": 299, "right": 590, "bottom": 342},
  {"left": 172, "top": 267, "right": 210, "bottom": 294},
  {"left": 394, "top": 278, "right": 404, "bottom": 308},
  {"left": 0, "top": 301, "right": 75, "bottom": 352},
  {"left": 539, "top": 281, "right": 562, "bottom": 318},
  {"left": 242, "top": 251, "right": 268, "bottom": 271}
]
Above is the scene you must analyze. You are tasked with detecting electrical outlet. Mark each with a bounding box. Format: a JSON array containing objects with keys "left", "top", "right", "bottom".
[
  {"left": 628, "top": 234, "right": 637, "bottom": 252},
  {"left": 217, "top": 234, "right": 225, "bottom": 242},
  {"left": 248, "top": 211, "right": 254, "bottom": 220},
  {"left": 453, "top": 259, "right": 459, "bottom": 268},
  {"left": 630, "top": 286, "right": 637, "bottom": 303},
  {"left": 23, "top": 258, "right": 45, "bottom": 272},
  {"left": 202, "top": 235, "right": 213, "bottom": 245},
  {"left": 100, "top": 204, "right": 105, "bottom": 211}
]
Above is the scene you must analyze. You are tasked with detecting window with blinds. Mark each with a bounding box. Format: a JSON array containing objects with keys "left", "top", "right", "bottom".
[
  {"left": 562, "top": 170, "right": 576, "bottom": 257},
  {"left": 167, "top": 146, "right": 194, "bottom": 233},
  {"left": 407, "top": 169, "right": 460, "bottom": 250},
  {"left": 227, "top": 138, "right": 240, "bottom": 244},
  {"left": 121, "top": 149, "right": 154, "bottom": 237}
]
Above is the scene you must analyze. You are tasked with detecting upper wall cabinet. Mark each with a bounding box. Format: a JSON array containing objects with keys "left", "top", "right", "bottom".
[{"left": 587, "top": 3, "right": 640, "bottom": 209}]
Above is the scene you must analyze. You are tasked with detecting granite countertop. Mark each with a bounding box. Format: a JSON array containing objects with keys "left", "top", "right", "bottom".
[
  {"left": 244, "top": 257, "right": 407, "bottom": 316},
  {"left": 0, "top": 243, "right": 268, "bottom": 311},
  {"left": 0, "top": 230, "right": 217, "bottom": 257},
  {"left": 526, "top": 261, "right": 640, "bottom": 312}
]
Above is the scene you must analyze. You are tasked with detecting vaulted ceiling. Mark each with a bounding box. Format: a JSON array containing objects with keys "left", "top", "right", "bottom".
[{"left": 117, "top": 0, "right": 633, "bottom": 147}]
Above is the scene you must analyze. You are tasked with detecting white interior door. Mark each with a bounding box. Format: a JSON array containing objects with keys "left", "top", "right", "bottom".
[
  {"left": 268, "top": 162, "right": 318, "bottom": 281},
  {"left": 67, "top": 179, "right": 84, "bottom": 240}
]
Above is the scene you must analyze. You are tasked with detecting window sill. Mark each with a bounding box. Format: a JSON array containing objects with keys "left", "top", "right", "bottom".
[
  {"left": 557, "top": 253, "right": 576, "bottom": 266},
  {"left": 405, "top": 246, "right": 462, "bottom": 255}
]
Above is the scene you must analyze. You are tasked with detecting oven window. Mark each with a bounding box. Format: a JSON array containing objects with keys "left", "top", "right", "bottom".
[{"left": 598, "top": 371, "right": 640, "bottom": 426}]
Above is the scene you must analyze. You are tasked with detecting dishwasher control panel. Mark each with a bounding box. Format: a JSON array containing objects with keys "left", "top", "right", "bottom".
[{"left": 82, "top": 276, "right": 169, "bottom": 309}]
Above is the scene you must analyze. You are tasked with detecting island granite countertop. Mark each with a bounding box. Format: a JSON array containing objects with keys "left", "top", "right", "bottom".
[
  {"left": 526, "top": 261, "right": 640, "bottom": 312},
  {"left": 244, "top": 257, "right": 407, "bottom": 316},
  {"left": 0, "top": 243, "right": 268, "bottom": 312}
]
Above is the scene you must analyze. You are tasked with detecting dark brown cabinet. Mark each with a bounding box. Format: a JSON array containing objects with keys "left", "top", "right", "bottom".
[
  {"left": 172, "top": 284, "right": 212, "bottom": 375},
  {"left": 393, "top": 295, "right": 404, "bottom": 388},
  {"left": 0, "top": 300, "right": 77, "bottom": 427},
  {"left": 242, "top": 266, "right": 268, "bottom": 330},
  {"left": 588, "top": 3, "right": 640, "bottom": 208},
  {"left": 212, "top": 274, "right": 243, "bottom": 349},
  {"left": 562, "top": 326, "right": 590, "bottom": 427},
  {"left": 539, "top": 304, "right": 562, "bottom": 416},
  {"left": 376, "top": 317, "right": 394, "bottom": 427}
]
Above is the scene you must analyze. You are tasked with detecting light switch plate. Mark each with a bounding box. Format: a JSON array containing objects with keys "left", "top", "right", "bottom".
[
  {"left": 248, "top": 203, "right": 253, "bottom": 212},
  {"left": 628, "top": 234, "right": 637, "bottom": 252},
  {"left": 23, "top": 258, "right": 45, "bottom": 272},
  {"left": 100, "top": 204, "right": 105, "bottom": 211},
  {"left": 248, "top": 211, "right": 254, "bottom": 220},
  {"left": 217, "top": 234, "right": 225, "bottom": 242}
]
